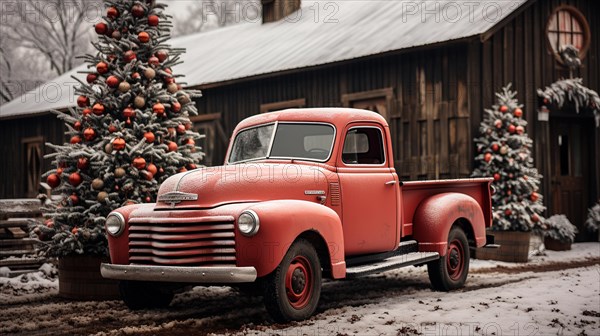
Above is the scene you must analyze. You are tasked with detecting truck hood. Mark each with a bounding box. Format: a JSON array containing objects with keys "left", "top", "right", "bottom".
[{"left": 155, "top": 163, "right": 331, "bottom": 210}]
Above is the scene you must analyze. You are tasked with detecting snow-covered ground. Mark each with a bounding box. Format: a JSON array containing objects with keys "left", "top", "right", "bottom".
[{"left": 1, "top": 243, "right": 598, "bottom": 336}]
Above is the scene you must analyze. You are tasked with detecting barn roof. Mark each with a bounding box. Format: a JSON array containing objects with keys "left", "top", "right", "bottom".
[{"left": 0, "top": 0, "right": 529, "bottom": 119}]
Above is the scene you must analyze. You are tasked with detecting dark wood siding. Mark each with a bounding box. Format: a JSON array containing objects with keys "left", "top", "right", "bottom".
[
  {"left": 195, "top": 45, "right": 472, "bottom": 181},
  {"left": 0, "top": 114, "right": 65, "bottom": 198}
]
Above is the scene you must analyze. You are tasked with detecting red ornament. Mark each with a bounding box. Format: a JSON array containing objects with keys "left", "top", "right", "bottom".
[
  {"left": 177, "top": 124, "right": 186, "bottom": 134},
  {"left": 167, "top": 141, "right": 178, "bottom": 152},
  {"left": 185, "top": 122, "right": 191, "bottom": 130},
  {"left": 56, "top": 167, "right": 63, "bottom": 176},
  {"left": 113, "top": 138, "right": 126, "bottom": 151},
  {"left": 508, "top": 124, "right": 516, "bottom": 134},
  {"left": 108, "top": 124, "right": 117, "bottom": 133},
  {"left": 69, "top": 172, "right": 82, "bottom": 187},
  {"left": 159, "top": 167, "right": 164, "bottom": 174},
  {"left": 77, "top": 95, "right": 89, "bottom": 107},
  {"left": 186, "top": 138, "right": 195, "bottom": 146},
  {"left": 106, "top": 75, "right": 120, "bottom": 88},
  {"left": 493, "top": 173, "right": 501, "bottom": 181},
  {"left": 132, "top": 72, "right": 141, "bottom": 80},
  {"left": 172, "top": 101, "right": 181, "bottom": 112},
  {"left": 188, "top": 163, "right": 197, "bottom": 170},
  {"left": 74, "top": 121, "right": 82, "bottom": 130},
  {"left": 147, "top": 163, "right": 157, "bottom": 175},
  {"left": 164, "top": 76, "right": 175, "bottom": 84},
  {"left": 148, "top": 56, "right": 159, "bottom": 66},
  {"left": 491, "top": 143, "right": 499, "bottom": 152},
  {"left": 145, "top": 196, "right": 152, "bottom": 202},
  {"left": 83, "top": 128, "right": 96, "bottom": 141},
  {"left": 46, "top": 220, "right": 54, "bottom": 228},
  {"left": 47, "top": 174, "right": 60, "bottom": 188},
  {"left": 142, "top": 171, "right": 154, "bottom": 181},
  {"left": 132, "top": 157, "right": 146, "bottom": 169},
  {"left": 96, "top": 62, "right": 109, "bottom": 74},
  {"left": 138, "top": 31, "right": 150, "bottom": 43},
  {"left": 153, "top": 102, "right": 165, "bottom": 116},
  {"left": 86, "top": 73, "right": 98, "bottom": 83},
  {"left": 156, "top": 50, "right": 168, "bottom": 62},
  {"left": 77, "top": 157, "right": 89, "bottom": 170},
  {"left": 94, "top": 22, "right": 108, "bottom": 35},
  {"left": 148, "top": 14, "right": 159, "bottom": 26},
  {"left": 179, "top": 167, "right": 188, "bottom": 173},
  {"left": 70, "top": 135, "right": 81, "bottom": 144},
  {"left": 513, "top": 108, "right": 523, "bottom": 118},
  {"left": 531, "top": 214, "right": 540, "bottom": 222},
  {"left": 144, "top": 131, "right": 155, "bottom": 143},
  {"left": 82, "top": 108, "right": 92, "bottom": 116},
  {"left": 72, "top": 226, "right": 79, "bottom": 234},
  {"left": 123, "top": 107, "right": 135, "bottom": 118},
  {"left": 484, "top": 153, "right": 492, "bottom": 162},
  {"left": 107, "top": 6, "right": 119, "bottom": 19},
  {"left": 516, "top": 126, "right": 524, "bottom": 135},
  {"left": 530, "top": 192, "right": 539, "bottom": 202},
  {"left": 494, "top": 119, "right": 502, "bottom": 129},
  {"left": 92, "top": 103, "right": 105, "bottom": 115},
  {"left": 499, "top": 105, "right": 508, "bottom": 113},
  {"left": 131, "top": 4, "right": 145, "bottom": 17},
  {"left": 69, "top": 194, "right": 79, "bottom": 205},
  {"left": 123, "top": 50, "right": 136, "bottom": 63},
  {"left": 504, "top": 209, "right": 512, "bottom": 216}
]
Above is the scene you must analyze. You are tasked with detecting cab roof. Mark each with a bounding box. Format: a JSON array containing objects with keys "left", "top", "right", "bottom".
[{"left": 233, "top": 108, "right": 388, "bottom": 134}]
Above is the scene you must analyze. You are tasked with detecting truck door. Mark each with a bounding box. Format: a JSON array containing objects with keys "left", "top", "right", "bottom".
[{"left": 337, "top": 124, "right": 397, "bottom": 256}]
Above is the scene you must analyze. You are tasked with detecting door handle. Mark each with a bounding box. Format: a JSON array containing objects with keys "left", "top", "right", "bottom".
[{"left": 385, "top": 180, "right": 397, "bottom": 185}]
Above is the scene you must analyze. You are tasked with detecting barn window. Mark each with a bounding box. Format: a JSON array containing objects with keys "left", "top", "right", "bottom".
[
  {"left": 22, "top": 136, "right": 43, "bottom": 197},
  {"left": 189, "top": 113, "right": 228, "bottom": 166},
  {"left": 341, "top": 88, "right": 395, "bottom": 120},
  {"left": 260, "top": 98, "right": 306, "bottom": 113},
  {"left": 546, "top": 6, "right": 590, "bottom": 61}
]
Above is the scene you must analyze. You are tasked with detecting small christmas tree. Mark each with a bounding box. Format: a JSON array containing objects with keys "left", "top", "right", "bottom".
[
  {"left": 35, "top": 0, "right": 203, "bottom": 256},
  {"left": 472, "top": 84, "right": 545, "bottom": 233}
]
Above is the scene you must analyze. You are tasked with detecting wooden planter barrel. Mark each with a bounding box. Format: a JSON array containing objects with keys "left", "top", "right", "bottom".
[
  {"left": 58, "top": 255, "right": 120, "bottom": 301},
  {"left": 544, "top": 237, "right": 572, "bottom": 251},
  {"left": 475, "top": 231, "right": 531, "bottom": 263}
]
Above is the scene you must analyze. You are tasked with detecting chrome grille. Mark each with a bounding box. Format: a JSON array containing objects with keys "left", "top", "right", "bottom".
[{"left": 128, "top": 216, "right": 236, "bottom": 266}]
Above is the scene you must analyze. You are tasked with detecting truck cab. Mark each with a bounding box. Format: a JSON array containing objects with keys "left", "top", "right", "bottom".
[{"left": 101, "top": 108, "right": 493, "bottom": 322}]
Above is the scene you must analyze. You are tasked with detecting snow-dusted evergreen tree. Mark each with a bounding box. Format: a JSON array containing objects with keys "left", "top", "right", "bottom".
[
  {"left": 472, "top": 84, "right": 545, "bottom": 233},
  {"left": 35, "top": 0, "right": 203, "bottom": 256}
]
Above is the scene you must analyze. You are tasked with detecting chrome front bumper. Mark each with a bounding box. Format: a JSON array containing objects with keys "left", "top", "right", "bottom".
[{"left": 101, "top": 263, "right": 257, "bottom": 283}]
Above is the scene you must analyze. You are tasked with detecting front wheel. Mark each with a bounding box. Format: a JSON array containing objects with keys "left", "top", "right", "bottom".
[
  {"left": 427, "top": 226, "right": 470, "bottom": 291},
  {"left": 119, "top": 281, "right": 174, "bottom": 310},
  {"left": 263, "top": 239, "right": 322, "bottom": 322}
]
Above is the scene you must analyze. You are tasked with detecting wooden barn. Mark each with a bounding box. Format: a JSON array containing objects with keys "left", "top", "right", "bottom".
[{"left": 0, "top": 0, "right": 598, "bottom": 239}]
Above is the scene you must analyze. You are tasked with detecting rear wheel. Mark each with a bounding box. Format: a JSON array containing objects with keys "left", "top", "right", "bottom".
[
  {"left": 119, "top": 281, "right": 174, "bottom": 310},
  {"left": 427, "top": 226, "right": 470, "bottom": 291},
  {"left": 263, "top": 239, "right": 322, "bottom": 322}
]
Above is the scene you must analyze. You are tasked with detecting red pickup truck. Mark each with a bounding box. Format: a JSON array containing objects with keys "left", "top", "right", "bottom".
[{"left": 101, "top": 108, "right": 493, "bottom": 322}]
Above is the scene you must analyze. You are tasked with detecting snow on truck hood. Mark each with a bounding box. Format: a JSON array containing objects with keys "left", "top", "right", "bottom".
[{"left": 154, "top": 163, "right": 330, "bottom": 210}]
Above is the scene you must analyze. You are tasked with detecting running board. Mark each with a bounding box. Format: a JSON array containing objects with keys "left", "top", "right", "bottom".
[
  {"left": 345, "top": 252, "right": 440, "bottom": 278},
  {"left": 345, "top": 240, "right": 418, "bottom": 267}
]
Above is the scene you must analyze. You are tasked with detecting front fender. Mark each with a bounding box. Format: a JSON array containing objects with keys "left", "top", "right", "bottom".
[
  {"left": 413, "top": 193, "right": 486, "bottom": 256},
  {"left": 236, "top": 200, "right": 346, "bottom": 279}
]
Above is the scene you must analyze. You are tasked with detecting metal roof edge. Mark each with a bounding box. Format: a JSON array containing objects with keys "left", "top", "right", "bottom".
[{"left": 480, "top": 0, "right": 538, "bottom": 42}]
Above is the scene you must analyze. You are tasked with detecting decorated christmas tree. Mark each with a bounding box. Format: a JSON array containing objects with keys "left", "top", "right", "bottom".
[
  {"left": 35, "top": 0, "right": 203, "bottom": 256},
  {"left": 472, "top": 84, "right": 545, "bottom": 233}
]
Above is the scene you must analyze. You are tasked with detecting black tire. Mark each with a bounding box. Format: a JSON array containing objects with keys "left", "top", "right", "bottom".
[
  {"left": 263, "top": 239, "right": 322, "bottom": 322},
  {"left": 119, "top": 281, "right": 174, "bottom": 310},
  {"left": 427, "top": 226, "right": 470, "bottom": 291}
]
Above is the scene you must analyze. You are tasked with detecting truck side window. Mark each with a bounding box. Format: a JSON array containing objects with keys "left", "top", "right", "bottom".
[{"left": 342, "top": 127, "right": 385, "bottom": 165}]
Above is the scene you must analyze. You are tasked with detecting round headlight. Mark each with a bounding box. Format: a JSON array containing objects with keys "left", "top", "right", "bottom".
[
  {"left": 238, "top": 210, "right": 260, "bottom": 236},
  {"left": 105, "top": 212, "right": 125, "bottom": 236}
]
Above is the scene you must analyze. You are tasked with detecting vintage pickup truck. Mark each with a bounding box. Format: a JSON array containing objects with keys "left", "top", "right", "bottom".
[{"left": 101, "top": 108, "right": 493, "bottom": 321}]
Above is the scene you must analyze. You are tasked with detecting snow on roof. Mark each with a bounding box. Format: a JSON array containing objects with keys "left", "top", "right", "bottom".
[{"left": 0, "top": 0, "right": 529, "bottom": 119}]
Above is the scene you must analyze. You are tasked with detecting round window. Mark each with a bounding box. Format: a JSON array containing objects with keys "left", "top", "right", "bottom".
[{"left": 546, "top": 6, "right": 590, "bottom": 62}]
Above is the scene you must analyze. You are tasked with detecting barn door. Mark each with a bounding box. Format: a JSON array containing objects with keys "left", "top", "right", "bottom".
[
  {"left": 550, "top": 118, "right": 592, "bottom": 238},
  {"left": 23, "top": 137, "right": 43, "bottom": 198}
]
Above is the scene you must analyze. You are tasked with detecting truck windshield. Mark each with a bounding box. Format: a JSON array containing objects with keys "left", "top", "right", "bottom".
[{"left": 229, "top": 123, "right": 335, "bottom": 163}]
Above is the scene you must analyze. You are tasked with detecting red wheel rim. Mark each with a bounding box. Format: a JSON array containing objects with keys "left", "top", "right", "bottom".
[
  {"left": 285, "top": 255, "right": 313, "bottom": 309},
  {"left": 446, "top": 239, "right": 465, "bottom": 280}
]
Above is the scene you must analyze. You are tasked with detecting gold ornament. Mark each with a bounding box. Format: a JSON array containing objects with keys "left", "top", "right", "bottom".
[
  {"left": 91, "top": 178, "right": 104, "bottom": 190},
  {"left": 134, "top": 96, "right": 145, "bottom": 108},
  {"left": 118, "top": 81, "right": 131, "bottom": 93},
  {"left": 144, "top": 68, "right": 156, "bottom": 80},
  {"left": 500, "top": 146, "right": 508, "bottom": 155},
  {"left": 97, "top": 191, "right": 109, "bottom": 202},
  {"left": 167, "top": 83, "right": 178, "bottom": 94},
  {"left": 114, "top": 167, "right": 126, "bottom": 178},
  {"left": 104, "top": 143, "right": 113, "bottom": 153}
]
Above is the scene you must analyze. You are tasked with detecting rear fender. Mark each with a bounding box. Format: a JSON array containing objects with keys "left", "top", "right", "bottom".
[
  {"left": 412, "top": 193, "right": 486, "bottom": 256},
  {"left": 236, "top": 200, "right": 346, "bottom": 279}
]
